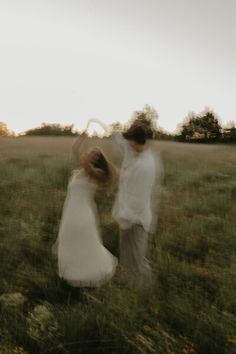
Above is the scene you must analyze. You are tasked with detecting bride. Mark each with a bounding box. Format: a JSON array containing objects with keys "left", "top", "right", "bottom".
[{"left": 56, "top": 130, "right": 117, "bottom": 287}]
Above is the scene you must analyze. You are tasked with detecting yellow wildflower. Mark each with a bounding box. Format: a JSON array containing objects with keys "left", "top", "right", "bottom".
[
  {"left": 13, "top": 347, "right": 28, "bottom": 354},
  {"left": 228, "top": 335, "right": 236, "bottom": 344}
]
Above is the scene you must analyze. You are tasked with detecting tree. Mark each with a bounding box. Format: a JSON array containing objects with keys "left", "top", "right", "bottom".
[
  {"left": 127, "top": 105, "right": 159, "bottom": 138},
  {"left": 155, "top": 126, "right": 174, "bottom": 140},
  {"left": 24, "top": 123, "right": 78, "bottom": 136},
  {"left": 0, "top": 122, "right": 14, "bottom": 136},
  {"left": 178, "top": 108, "right": 222, "bottom": 142},
  {"left": 222, "top": 121, "right": 236, "bottom": 143},
  {"left": 110, "top": 122, "right": 123, "bottom": 132}
]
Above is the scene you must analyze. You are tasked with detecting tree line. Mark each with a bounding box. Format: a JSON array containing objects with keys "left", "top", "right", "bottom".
[
  {"left": 22, "top": 123, "right": 78, "bottom": 136},
  {"left": 0, "top": 105, "right": 235, "bottom": 143},
  {"left": 175, "top": 109, "right": 236, "bottom": 143}
]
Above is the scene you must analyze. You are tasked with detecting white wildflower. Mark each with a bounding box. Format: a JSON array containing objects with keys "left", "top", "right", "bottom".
[
  {"left": 0, "top": 292, "right": 26, "bottom": 308},
  {"left": 27, "top": 304, "right": 59, "bottom": 342}
]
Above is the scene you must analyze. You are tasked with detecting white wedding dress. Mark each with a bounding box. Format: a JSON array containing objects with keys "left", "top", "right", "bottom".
[{"left": 57, "top": 169, "right": 117, "bottom": 287}]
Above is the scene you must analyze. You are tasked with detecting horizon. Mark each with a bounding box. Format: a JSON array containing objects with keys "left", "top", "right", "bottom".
[
  {"left": 3, "top": 105, "right": 234, "bottom": 137},
  {"left": 0, "top": 0, "right": 235, "bottom": 134}
]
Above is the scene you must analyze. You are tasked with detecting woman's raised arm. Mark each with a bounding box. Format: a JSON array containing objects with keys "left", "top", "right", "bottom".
[
  {"left": 71, "top": 130, "right": 88, "bottom": 161},
  {"left": 87, "top": 118, "right": 111, "bottom": 135}
]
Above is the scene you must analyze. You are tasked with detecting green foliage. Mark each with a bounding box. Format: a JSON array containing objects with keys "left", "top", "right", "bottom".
[
  {"left": 178, "top": 109, "right": 222, "bottom": 142},
  {"left": 24, "top": 123, "right": 78, "bottom": 136},
  {"left": 125, "top": 105, "right": 175, "bottom": 141},
  {"left": 0, "top": 122, "right": 14, "bottom": 136},
  {"left": 126, "top": 105, "right": 159, "bottom": 139},
  {"left": 221, "top": 121, "right": 236, "bottom": 143},
  {"left": 0, "top": 139, "right": 236, "bottom": 353}
]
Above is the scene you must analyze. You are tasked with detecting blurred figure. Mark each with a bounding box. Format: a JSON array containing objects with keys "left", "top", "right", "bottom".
[
  {"left": 55, "top": 133, "right": 117, "bottom": 287},
  {"left": 88, "top": 119, "right": 163, "bottom": 284}
]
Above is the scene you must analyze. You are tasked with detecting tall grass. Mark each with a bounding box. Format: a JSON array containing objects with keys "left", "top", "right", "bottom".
[{"left": 0, "top": 137, "right": 236, "bottom": 353}]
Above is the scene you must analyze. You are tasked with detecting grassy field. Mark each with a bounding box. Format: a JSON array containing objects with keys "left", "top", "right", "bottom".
[{"left": 0, "top": 136, "right": 236, "bottom": 354}]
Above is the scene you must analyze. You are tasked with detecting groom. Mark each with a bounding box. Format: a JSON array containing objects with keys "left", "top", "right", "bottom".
[
  {"left": 111, "top": 123, "right": 156, "bottom": 282},
  {"left": 85, "top": 118, "right": 158, "bottom": 283}
]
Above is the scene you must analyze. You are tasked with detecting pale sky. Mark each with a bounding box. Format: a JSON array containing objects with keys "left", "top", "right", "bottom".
[{"left": 0, "top": 0, "right": 235, "bottom": 134}]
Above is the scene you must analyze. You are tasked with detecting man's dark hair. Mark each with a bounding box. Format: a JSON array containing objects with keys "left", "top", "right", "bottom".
[{"left": 123, "top": 123, "right": 147, "bottom": 145}]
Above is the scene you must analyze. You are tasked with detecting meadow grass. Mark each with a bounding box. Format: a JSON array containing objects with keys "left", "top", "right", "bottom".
[{"left": 0, "top": 137, "right": 236, "bottom": 354}]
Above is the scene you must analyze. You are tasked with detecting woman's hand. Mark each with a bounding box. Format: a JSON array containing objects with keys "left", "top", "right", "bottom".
[
  {"left": 87, "top": 118, "right": 110, "bottom": 135},
  {"left": 85, "top": 161, "right": 105, "bottom": 181}
]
